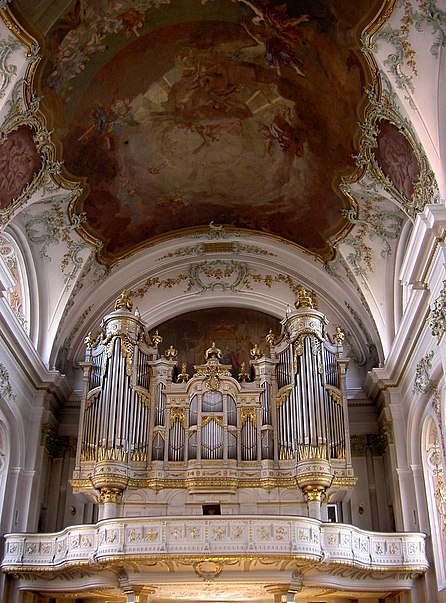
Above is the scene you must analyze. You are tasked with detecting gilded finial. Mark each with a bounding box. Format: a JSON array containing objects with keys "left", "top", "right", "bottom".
[
  {"left": 177, "top": 363, "right": 189, "bottom": 383},
  {"left": 295, "top": 285, "right": 314, "bottom": 309},
  {"left": 266, "top": 328, "right": 276, "bottom": 347},
  {"left": 250, "top": 343, "right": 262, "bottom": 360},
  {"left": 114, "top": 290, "right": 133, "bottom": 312},
  {"left": 205, "top": 342, "right": 223, "bottom": 363},
  {"left": 334, "top": 325, "right": 344, "bottom": 345},
  {"left": 238, "top": 362, "right": 250, "bottom": 383},
  {"left": 164, "top": 345, "right": 178, "bottom": 361},
  {"left": 151, "top": 329, "right": 163, "bottom": 347},
  {"left": 84, "top": 331, "right": 95, "bottom": 349}
]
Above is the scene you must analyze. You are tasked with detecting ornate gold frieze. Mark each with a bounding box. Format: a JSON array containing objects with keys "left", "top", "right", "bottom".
[{"left": 169, "top": 408, "right": 186, "bottom": 428}]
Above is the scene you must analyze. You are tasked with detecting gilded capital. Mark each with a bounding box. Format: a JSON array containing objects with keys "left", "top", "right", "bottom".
[
  {"left": 99, "top": 486, "right": 123, "bottom": 504},
  {"left": 302, "top": 484, "right": 326, "bottom": 502}
]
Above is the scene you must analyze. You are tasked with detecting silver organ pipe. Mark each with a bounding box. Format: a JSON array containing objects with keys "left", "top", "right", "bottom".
[
  {"left": 201, "top": 420, "right": 224, "bottom": 460},
  {"left": 242, "top": 415, "right": 256, "bottom": 461},
  {"left": 188, "top": 430, "right": 197, "bottom": 460},
  {"left": 227, "top": 395, "right": 237, "bottom": 426},
  {"left": 168, "top": 414, "right": 185, "bottom": 461},
  {"left": 155, "top": 383, "right": 165, "bottom": 426},
  {"left": 260, "top": 380, "right": 274, "bottom": 460}
]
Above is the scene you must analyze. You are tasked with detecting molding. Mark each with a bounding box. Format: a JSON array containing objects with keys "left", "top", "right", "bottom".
[{"left": 399, "top": 204, "right": 446, "bottom": 287}]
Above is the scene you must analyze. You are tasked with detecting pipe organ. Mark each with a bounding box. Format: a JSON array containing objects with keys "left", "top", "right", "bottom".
[{"left": 72, "top": 289, "right": 355, "bottom": 517}]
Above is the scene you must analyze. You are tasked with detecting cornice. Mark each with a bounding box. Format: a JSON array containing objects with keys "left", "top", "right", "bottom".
[{"left": 399, "top": 204, "right": 446, "bottom": 287}]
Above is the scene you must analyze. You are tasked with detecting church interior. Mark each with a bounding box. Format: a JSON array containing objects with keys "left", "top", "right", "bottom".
[{"left": 0, "top": 0, "right": 446, "bottom": 601}]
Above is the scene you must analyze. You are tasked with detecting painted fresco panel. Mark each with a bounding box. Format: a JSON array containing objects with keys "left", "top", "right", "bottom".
[{"left": 155, "top": 307, "right": 280, "bottom": 377}]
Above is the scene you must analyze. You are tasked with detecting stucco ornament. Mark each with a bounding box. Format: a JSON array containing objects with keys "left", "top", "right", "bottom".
[
  {"left": 0, "top": 35, "right": 20, "bottom": 98},
  {"left": 0, "top": 362, "right": 15, "bottom": 400},
  {"left": 413, "top": 350, "right": 434, "bottom": 394},
  {"left": 429, "top": 281, "right": 446, "bottom": 340}
]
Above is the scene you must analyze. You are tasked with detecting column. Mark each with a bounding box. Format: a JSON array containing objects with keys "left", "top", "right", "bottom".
[{"left": 99, "top": 487, "right": 123, "bottom": 520}]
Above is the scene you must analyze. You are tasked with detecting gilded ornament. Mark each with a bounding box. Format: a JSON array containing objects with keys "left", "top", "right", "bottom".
[
  {"left": 169, "top": 408, "right": 186, "bottom": 428},
  {"left": 240, "top": 407, "right": 256, "bottom": 428},
  {"left": 295, "top": 286, "right": 314, "bottom": 309},
  {"left": 164, "top": 345, "right": 178, "bottom": 361},
  {"left": 177, "top": 363, "right": 189, "bottom": 383},
  {"left": 266, "top": 328, "right": 276, "bottom": 347},
  {"left": 205, "top": 342, "right": 223, "bottom": 362},
  {"left": 237, "top": 362, "right": 250, "bottom": 383},
  {"left": 84, "top": 332, "right": 95, "bottom": 349},
  {"left": 115, "top": 290, "right": 133, "bottom": 312},
  {"left": 250, "top": 343, "right": 262, "bottom": 360},
  {"left": 151, "top": 329, "right": 162, "bottom": 347},
  {"left": 334, "top": 325, "right": 345, "bottom": 346}
]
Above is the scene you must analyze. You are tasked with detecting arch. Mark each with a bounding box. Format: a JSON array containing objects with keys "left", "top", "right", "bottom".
[
  {"left": 422, "top": 406, "right": 446, "bottom": 590},
  {"left": 0, "top": 419, "right": 10, "bottom": 519},
  {"left": 0, "top": 229, "right": 31, "bottom": 335}
]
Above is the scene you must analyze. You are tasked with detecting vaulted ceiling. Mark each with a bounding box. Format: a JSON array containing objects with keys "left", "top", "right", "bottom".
[{"left": 0, "top": 0, "right": 444, "bottom": 385}]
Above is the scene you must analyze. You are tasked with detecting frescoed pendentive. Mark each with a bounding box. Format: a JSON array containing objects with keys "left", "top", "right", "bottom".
[
  {"left": 41, "top": 0, "right": 385, "bottom": 263},
  {"left": 374, "top": 119, "right": 420, "bottom": 202},
  {"left": 0, "top": 125, "right": 42, "bottom": 210}
]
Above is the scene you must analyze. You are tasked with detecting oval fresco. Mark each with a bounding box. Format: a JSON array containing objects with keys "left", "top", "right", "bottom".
[{"left": 41, "top": 0, "right": 386, "bottom": 264}]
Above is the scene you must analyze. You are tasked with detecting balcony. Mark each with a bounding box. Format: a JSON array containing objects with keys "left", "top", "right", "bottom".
[{"left": 2, "top": 515, "right": 428, "bottom": 601}]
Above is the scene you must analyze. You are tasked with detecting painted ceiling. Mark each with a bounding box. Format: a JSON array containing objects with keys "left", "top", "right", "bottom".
[{"left": 33, "top": 0, "right": 388, "bottom": 264}]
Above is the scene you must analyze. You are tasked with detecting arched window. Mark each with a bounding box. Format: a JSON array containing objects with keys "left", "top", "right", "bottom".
[
  {"left": 0, "top": 420, "right": 9, "bottom": 522},
  {"left": 0, "top": 231, "right": 30, "bottom": 334},
  {"left": 423, "top": 408, "right": 446, "bottom": 590}
]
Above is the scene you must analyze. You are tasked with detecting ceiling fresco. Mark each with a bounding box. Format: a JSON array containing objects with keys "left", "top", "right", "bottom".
[{"left": 36, "top": 0, "right": 387, "bottom": 265}]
